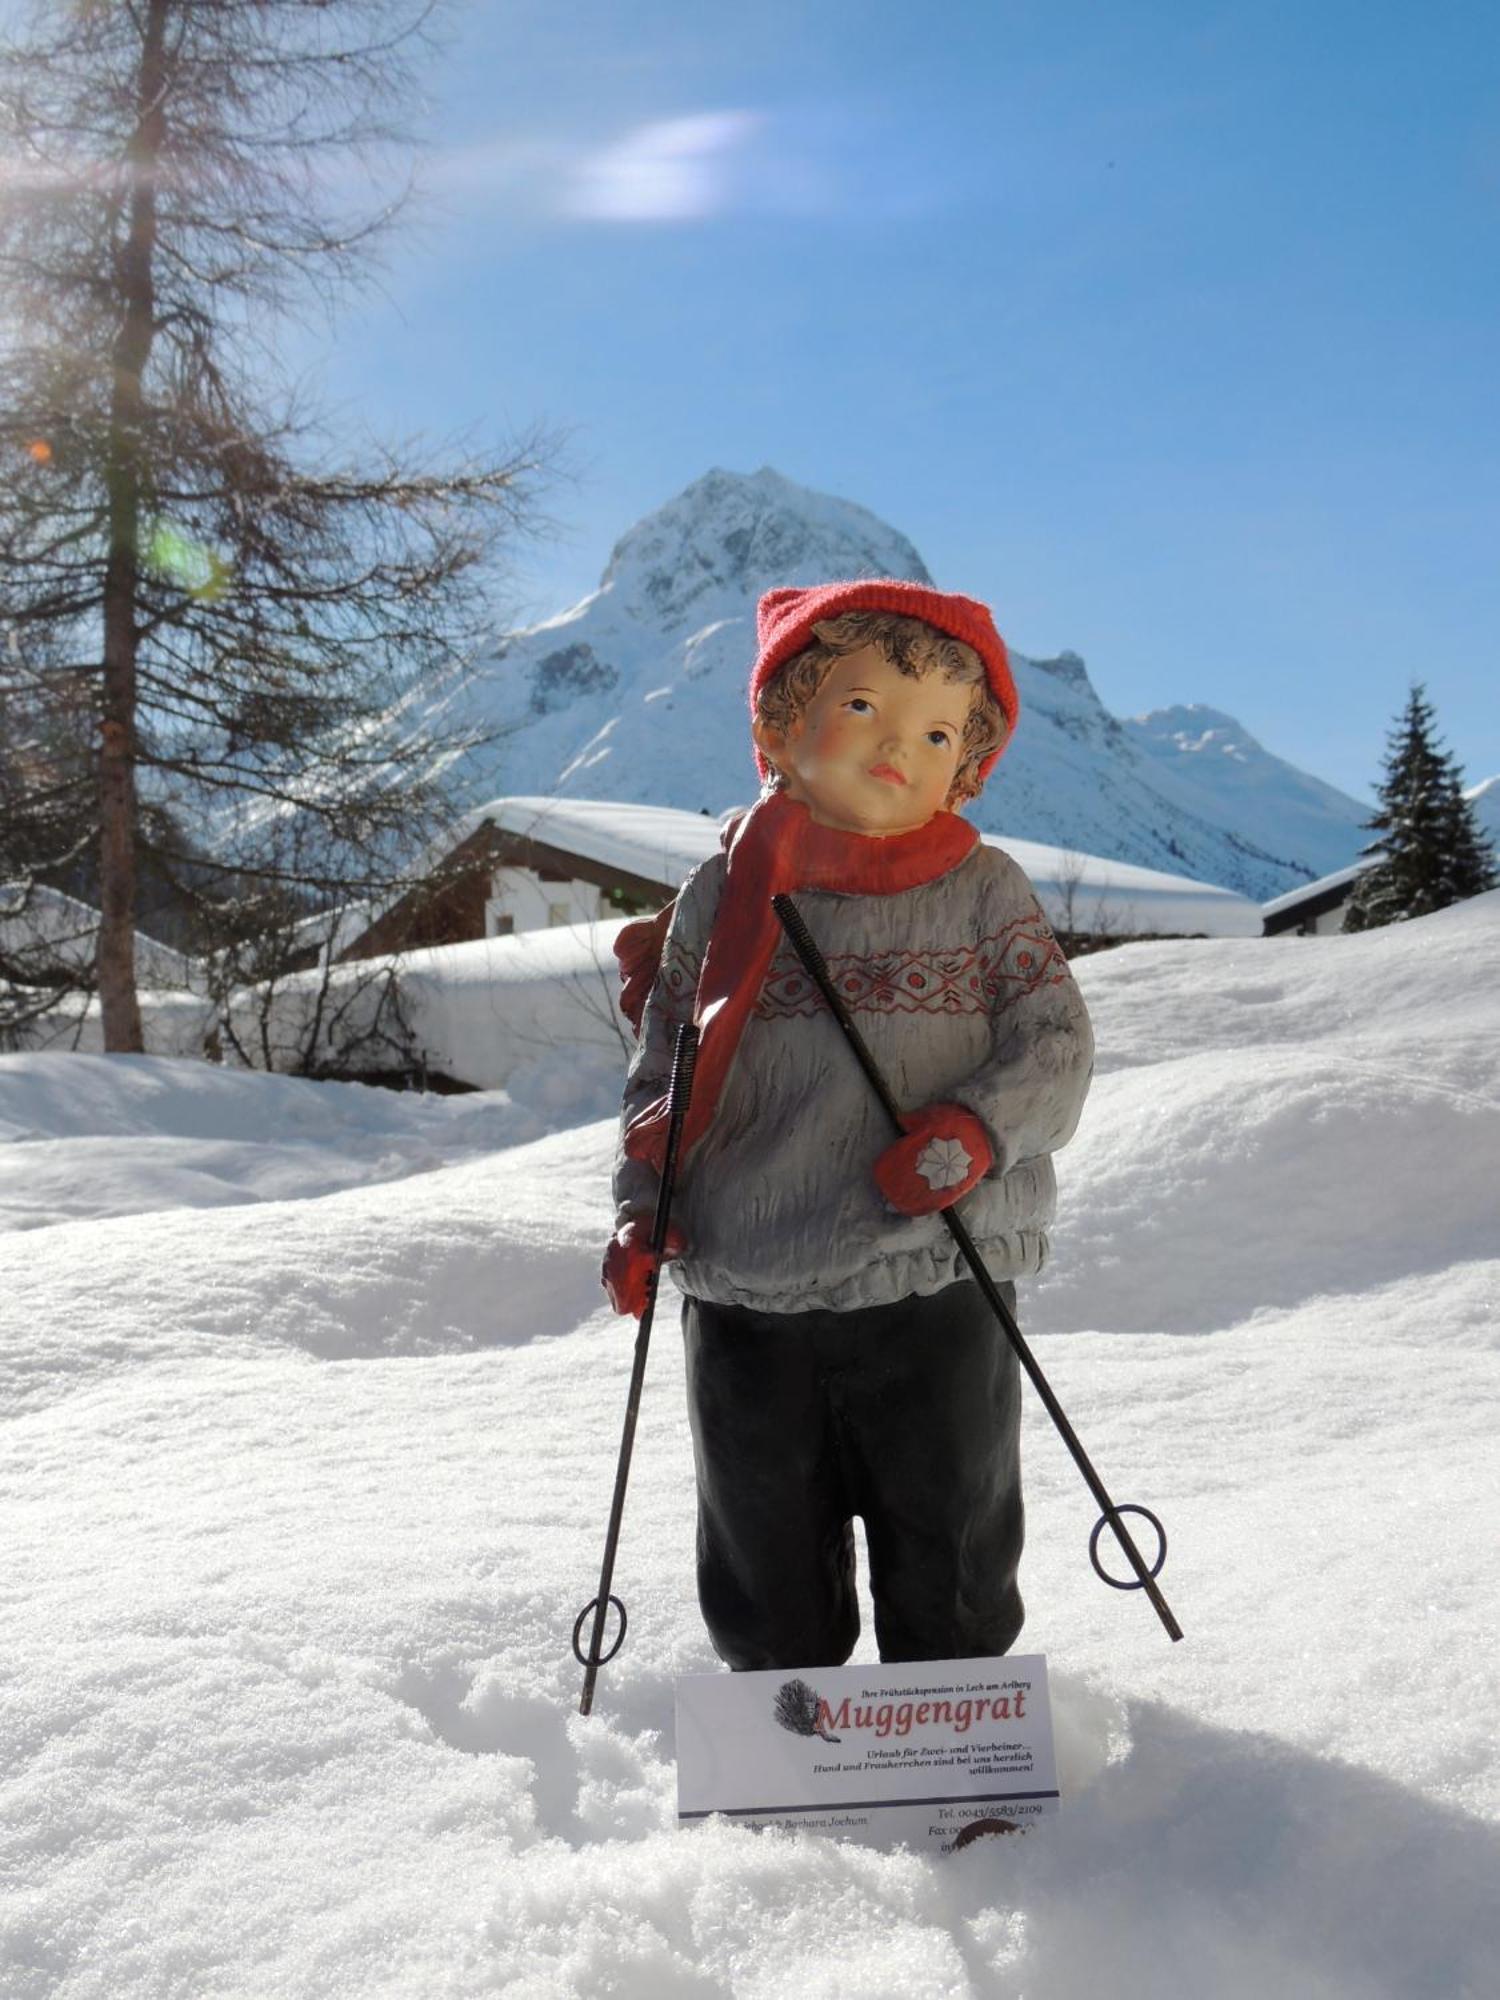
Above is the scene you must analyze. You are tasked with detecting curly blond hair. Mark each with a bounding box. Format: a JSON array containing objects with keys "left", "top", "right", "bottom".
[{"left": 755, "top": 610, "right": 1008, "bottom": 806}]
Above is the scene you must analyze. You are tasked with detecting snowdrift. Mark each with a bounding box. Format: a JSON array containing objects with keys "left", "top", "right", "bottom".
[{"left": 1, "top": 892, "right": 1497, "bottom": 1997}]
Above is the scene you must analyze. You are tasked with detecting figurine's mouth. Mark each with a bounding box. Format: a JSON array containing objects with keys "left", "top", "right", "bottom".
[{"left": 868, "top": 763, "right": 907, "bottom": 786}]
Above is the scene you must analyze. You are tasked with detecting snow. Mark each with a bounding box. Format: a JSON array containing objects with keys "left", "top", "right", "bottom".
[
  {"left": 390, "top": 795, "right": 728, "bottom": 923},
  {"left": 0, "top": 884, "right": 193, "bottom": 987},
  {"left": 0, "top": 1055, "right": 560, "bottom": 1233},
  {"left": 1465, "top": 771, "right": 1500, "bottom": 851},
  {"left": 19, "top": 915, "right": 640, "bottom": 1104},
  {"left": 2, "top": 891, "right": 1498, "bottom": 1996},
  {"left": 1260, "top": 858, "right": 1369, "bottom": 919},
  {"left": 477, "top": 794, "right": 723, "bottom": 882},
  {"left": 1124, "top": 702, "right": 1372, "bottom": 887},
  {"left": 987, "top": 834, "right": 1260, "bottom": 938},
  {"left": 211, "top": 920, "right": 640, "bottom": 1095}
]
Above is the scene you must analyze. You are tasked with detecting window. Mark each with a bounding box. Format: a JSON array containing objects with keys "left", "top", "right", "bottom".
[{"left": 547, "top": 902, "right": 570, "bottom": 928}]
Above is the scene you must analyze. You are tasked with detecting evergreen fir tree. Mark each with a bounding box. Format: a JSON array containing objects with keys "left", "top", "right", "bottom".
[{"left": 1344, "top": 684, "right": 1497, "bottom": 930}]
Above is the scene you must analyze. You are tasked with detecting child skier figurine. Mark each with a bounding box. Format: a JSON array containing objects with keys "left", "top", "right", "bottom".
[{"left": 603, "top": 579, "right": 1095, "bottom": 1671}]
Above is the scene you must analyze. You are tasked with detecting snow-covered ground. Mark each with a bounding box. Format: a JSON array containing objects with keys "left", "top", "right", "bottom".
[
  {"left": 2, "top": 894, "right": 1498, "bottom": 1998},
  {"left": 17, "top": 919, "right": 641, "bottom": 1101}
]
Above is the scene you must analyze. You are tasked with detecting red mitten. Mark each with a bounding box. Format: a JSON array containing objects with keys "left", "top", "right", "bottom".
[
  {"left": 873, "top": 1103, "right": 994, "bottom": 1217},
  {"left": 601, "top": 1219, "right": 686, "bottom": 1318}
]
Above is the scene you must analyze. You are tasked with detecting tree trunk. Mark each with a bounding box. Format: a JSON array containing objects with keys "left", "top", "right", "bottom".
[{"left": 97, "top": 0, "right": 169, "bottom": 1054}]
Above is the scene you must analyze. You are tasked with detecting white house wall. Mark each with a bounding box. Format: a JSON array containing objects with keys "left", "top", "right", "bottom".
[{"left": 484, "top": 866, "right": 610, "bottom": 937}]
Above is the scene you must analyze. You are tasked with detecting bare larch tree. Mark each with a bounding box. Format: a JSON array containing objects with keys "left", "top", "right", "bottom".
[{"left": 0, "top": 0, "right": 550, "bottom": 1050}]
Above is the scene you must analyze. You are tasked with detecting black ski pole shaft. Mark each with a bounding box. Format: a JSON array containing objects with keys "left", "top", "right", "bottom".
[
  {"left": 576, "top": 1020, "right": 700, "bottom": 1715},
  {"left": 771, "top": 893, "right": 1182, "bottom": 1645}
]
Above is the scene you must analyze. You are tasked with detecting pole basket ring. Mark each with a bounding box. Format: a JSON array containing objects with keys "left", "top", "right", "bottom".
[
  {"left": 572, "top": 1594, "right": 628, "bottom": 1668},
  {"left": 1089, "top": 1504, "right": 1168, "bottom": 1591}
]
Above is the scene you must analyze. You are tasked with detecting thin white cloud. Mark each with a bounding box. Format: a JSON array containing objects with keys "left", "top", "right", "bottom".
[
  {"left": 423, "top": 101, "right": 955, "bottom": 228},
  {"left": 561, "top": 110, "right": 763, "bottom": 222}
]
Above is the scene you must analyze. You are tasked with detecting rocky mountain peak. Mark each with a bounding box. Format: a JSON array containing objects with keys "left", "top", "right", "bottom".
[
  {"left": 1030, "top": 649, "right": 1092, "bottom": 689},
  {"left": 597, "top": 465, "right": 932, "bottom": 633}
]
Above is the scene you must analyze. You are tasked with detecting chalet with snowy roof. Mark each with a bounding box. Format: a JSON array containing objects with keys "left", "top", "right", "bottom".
[
  {"left": 334, "top": 797, "right": 1263, "bottom": 965},
  {"left": 336, "top": 799, "right": 724, "bottom": 962},
  {"left": 1261, "top": 860, "right": 1376, "bottom": 937}
]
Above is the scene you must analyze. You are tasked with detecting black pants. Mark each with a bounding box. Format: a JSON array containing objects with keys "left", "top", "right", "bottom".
[{"left": 682, "top": 1277, "right": 1024, "bottom": 1670}]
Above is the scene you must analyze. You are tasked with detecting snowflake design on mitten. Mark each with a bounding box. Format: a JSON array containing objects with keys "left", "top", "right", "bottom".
[{"left": 915, "top": 1136, "right": 972, "bottom": 1190}]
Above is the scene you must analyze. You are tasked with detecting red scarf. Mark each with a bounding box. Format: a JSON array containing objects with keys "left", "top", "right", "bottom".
[{"left": 620, "top": 790, "right": 978, "bottom": 1171}]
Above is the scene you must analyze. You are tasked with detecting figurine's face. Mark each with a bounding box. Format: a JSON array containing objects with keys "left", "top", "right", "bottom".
[{"left": 754, "top": 645, "right": 972, "bottom": 837}]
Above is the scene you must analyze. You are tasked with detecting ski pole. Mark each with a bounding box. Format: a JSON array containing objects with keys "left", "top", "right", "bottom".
[
  {"left": 771, "top": 894, "right": 1183, "bottom": 1645},
  {"left": 574, "top": 1020, "right": 700, "bottom": 1714}
]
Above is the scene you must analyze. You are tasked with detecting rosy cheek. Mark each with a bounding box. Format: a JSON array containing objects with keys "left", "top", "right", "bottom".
[{"left": 810, "top": 715, "right": 856, "bottom": 756}]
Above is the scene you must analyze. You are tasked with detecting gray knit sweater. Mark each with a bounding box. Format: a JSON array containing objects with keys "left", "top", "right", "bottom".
[{"left": 613, "top": 838, "right": 1095, "bottom": 1314}]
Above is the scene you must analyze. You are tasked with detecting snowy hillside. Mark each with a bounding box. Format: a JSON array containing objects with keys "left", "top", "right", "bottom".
[
  {"left": 448, "top": 466, "right": 1370, "bottom": 900},
  {"left": 2, "top": 893, "right": 1497, "bottom": 1996},
  {"left": 1123, "top": 702, "right": 1375, "bottom": 891}
]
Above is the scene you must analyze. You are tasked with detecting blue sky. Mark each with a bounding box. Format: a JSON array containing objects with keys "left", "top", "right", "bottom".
[{"left": 310, "top": 0, "right": 1500, "bottom": 801}]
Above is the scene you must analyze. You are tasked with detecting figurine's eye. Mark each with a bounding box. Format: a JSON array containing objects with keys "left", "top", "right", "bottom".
[
  {"left": 927, "top": 729, "right": 953, "bottom": 748},
  {"left": 846, "top": 697, "right": 874, "bottom": 715}
]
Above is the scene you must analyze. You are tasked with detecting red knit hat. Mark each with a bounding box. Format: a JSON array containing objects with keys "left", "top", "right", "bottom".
[{"left": 748, "top": 578, "right": 1019, "bottom": 787}]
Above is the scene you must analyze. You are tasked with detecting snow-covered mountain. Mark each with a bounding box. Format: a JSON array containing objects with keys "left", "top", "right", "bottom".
[
  {"left": 1467, "top": 773, "right": 1500, "bottom": 853},
  {"left": 1121, "top": 704, "right": 1377, "bottom": 891},
  {"left": 458, "top": 467, "right": 1370, "bottom": 899}
]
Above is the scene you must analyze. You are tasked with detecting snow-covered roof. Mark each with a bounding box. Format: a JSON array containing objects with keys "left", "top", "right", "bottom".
[
  {"left": 460, "top": 797, "right": 1263, "bottom": 939},
  {"left": 0, "top": 883, "right": 195, "bottom": 987},
  {"left": 1466, "top": 772, "right": 1500, "bottom": 848},
  {"left": 290, "top": 899, "right": 376, "bottom": 960},
  {"left": 984, "top": 835, "right": 1261, "bottom": 938},
  {"left": 470, "top": 794, "right": 726, "bottom": 885},
  {"left": 1261, "top": 858, "right": 1372, "bottom": 919}
]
